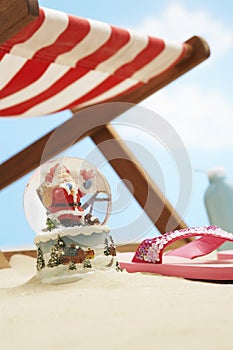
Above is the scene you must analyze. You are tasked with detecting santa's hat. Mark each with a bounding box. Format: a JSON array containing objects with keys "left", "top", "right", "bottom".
[{"left": 45, "top": 163, "right": 71, "bottom": 183}]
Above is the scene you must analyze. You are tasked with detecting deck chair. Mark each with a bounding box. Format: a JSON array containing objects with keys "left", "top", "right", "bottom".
[{"left": 0, "top": 0, "right": 210, "bottom": 265}]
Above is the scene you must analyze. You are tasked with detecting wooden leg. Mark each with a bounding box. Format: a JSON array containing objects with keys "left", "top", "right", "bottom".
[
  {"left": 90, "top": 124, "right": 188, "bottom": 235},
  {"left": 0, "top": 251, "right": 10, "bottom": 269}
]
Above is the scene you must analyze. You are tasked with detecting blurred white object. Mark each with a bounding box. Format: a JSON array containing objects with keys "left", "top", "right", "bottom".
[{"left": 204, "top": 167, "right": 233, "bottom": 251}]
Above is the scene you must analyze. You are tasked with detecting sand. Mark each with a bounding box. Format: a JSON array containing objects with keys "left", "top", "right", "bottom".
[{"left": 0, "top": 255, "right": 233, "bottom": 350}]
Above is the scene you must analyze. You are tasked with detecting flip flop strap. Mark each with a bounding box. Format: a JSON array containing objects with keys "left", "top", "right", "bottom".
[{"left": 132, "top": 226, "right": 233, "bottom": 264}]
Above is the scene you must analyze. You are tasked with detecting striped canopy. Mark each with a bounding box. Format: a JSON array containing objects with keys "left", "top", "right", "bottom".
[{"left": 0, "top": 7, "right": 185, "bottom": 118}]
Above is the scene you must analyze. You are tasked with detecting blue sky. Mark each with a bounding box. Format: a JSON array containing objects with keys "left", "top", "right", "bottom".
[{"left": 0, "top": 0, "right": 233, "bottom": 248}]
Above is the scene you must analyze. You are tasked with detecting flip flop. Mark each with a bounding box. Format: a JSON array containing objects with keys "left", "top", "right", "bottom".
[{"left": 118, "top": 226, "right": 233, "bottom": 281}]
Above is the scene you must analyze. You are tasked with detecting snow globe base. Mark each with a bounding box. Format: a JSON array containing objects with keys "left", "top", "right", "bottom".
[{"left": 35, "top": 227, "right": 118, "bottom": 284}]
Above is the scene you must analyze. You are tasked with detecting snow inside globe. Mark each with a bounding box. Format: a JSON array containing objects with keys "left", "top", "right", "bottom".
[{"left": 24, "top": 157, "right": 120, "bottom": 284}]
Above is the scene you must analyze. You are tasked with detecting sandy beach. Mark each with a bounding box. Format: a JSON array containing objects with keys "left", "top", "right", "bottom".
[{"left": 0, "top": 255, "right": 233, "bottom": 350}]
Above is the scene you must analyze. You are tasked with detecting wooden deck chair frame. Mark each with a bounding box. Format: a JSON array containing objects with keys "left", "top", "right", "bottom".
[{"left": 0, "top": 0, "right": 210, "bottom": 263}]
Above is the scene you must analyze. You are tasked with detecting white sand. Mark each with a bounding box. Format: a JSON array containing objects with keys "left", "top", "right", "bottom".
[{"left": 0, "top": 255, "right": 233, "bottom": 350}]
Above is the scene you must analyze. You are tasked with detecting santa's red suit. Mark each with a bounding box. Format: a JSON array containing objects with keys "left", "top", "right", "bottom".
[
  {"left": 49, "top": 187, "right": 84, "bottom": 223},
  {"left": 44, "top": 164, "right": 85, "bottom": 224}
]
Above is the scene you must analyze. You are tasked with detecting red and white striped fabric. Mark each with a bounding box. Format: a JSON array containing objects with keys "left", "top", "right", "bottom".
[{"left": 0, "top": 7, "right": 185, "bottom": 118}]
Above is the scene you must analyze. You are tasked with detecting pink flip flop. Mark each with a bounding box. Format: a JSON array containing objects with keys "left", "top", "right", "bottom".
[{"left": 118, "top": 226, "right": 233, "bottom": 281}]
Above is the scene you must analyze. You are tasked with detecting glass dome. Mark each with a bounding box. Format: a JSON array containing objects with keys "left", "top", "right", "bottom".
[{"left": 24, "top": 157, "right": 112, "bottom": 235}]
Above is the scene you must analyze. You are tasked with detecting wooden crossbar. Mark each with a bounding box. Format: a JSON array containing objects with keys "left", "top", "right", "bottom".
[{"left": 0, "top": 0, "right": 39, "bottom": 45}]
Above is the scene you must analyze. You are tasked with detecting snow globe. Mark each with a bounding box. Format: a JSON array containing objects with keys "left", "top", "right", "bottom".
[{"left": 24, "top": 157, "right": 120, "bottom": 284}]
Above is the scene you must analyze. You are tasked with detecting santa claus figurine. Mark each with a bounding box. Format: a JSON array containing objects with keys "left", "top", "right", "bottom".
[{"left": 38, "top": 163, "right": 95, "bottom": 227}]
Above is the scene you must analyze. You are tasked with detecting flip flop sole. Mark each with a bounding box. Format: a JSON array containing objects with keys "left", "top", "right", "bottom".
[{"left": 118, "top": 252, "right": 233, "bottom": 281}]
